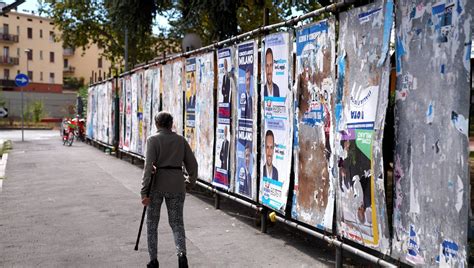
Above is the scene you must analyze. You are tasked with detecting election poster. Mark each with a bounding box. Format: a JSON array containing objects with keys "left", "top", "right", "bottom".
[
  {"left": 292, "top": 19, "right": 336, "bottom": 231},
  {"left": 335, "top": 0, "right": 391, "bottom": 253},
  {"left": 260, "top": 32, "right": 293, "bottom": 213},
  {"left": 392, "top": 0, "right": 473, "bottom": 266},
  {"left": 119, "top": 78, "right": 124, "bottom": 149},
  {"left": 213, "top": 47, "right": 235, "bottom": 189},
  {"left": 185, "top": 58, "right": 197, "bottom": 152},
  {"left": 234, "top": 41, "right": 258, "bottom": 200},
  {"left": 195, "top": 52, "right": 215, "bottom": 182}
]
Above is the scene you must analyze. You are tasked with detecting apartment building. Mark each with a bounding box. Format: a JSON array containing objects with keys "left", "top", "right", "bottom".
[{"left": 0, "top": 9, "right": 111, "bottom": 93}]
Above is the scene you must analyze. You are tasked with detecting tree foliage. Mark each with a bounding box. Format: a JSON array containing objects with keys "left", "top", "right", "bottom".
[{"left": 41, "top": 0, "right": 328, "bottom": 70}]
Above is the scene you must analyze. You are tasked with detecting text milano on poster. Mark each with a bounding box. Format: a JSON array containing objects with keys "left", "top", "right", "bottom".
[
  {"left": 260, "top": 32, "right": 293, "bottom": 214},
  {"left": 213, "top": 47, "right": 235, "bottom": 190},
  {"left": 336, "top": 0, "right": 391, "bottom": 253},
  {"left": 293, "top": 19, "right": 336, "bottom": 231},
  {"left": 185, "top": 58, "right": 197, "bottom": 152},
  {"left": 234, "top": 41, "right": 258, "bottom": 200}
]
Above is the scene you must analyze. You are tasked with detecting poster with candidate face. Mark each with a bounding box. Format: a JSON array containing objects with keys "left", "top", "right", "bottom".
[
  {"left": 292, "top": 18, "right": 336, "bottom": 231},
  {"left": 234, "top": 41, "right": 258, "bottom": 200},
  {"left": 260, "top": 32, "right": 293, "bottom": 214},
  {"left": 195, "top": 52, "right": 215, "bottom": 183},
  {"left": 213, "top": 47, "right": 235, "bottom": 190},
  {"left": 149, "top": 66, "right": 161, "bottom": 135},
  {"left": 335, "top": 0, "right": 391, "bottom": 253},
  {"left": 185, "top": 58, "right": 197, "bottom": 152}
]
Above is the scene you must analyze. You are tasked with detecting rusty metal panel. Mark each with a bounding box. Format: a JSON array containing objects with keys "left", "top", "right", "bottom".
[
  {"left": 392, "top": 0, "right": 472, "bottom": 266},
  {"left": 292, "top": 18, "right": 336, "bottom": 231},
  {"left": 335, "top": 0, "right": 392, "bottom": 253},
  {"left": 195, "top": 52, "right": 215, "bottom": 182}
]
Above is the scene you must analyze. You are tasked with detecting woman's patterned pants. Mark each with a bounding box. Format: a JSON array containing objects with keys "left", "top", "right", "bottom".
[{"left": 146, "top": 192, "right": 186, "bottom": 261}]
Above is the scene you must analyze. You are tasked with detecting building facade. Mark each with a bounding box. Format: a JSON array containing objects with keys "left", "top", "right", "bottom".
[{"left": 0, "top": 10, "right": 111, "bottom": 93}]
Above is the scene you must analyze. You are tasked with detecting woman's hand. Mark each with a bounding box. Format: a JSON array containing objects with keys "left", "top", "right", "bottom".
[{"left": 142, "top": 197, "right": 150, "bottom": 206}]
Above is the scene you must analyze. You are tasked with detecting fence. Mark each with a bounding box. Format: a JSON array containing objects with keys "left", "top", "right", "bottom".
[{"left": 86, "top": 0, "right": 473, "bottom": 266}]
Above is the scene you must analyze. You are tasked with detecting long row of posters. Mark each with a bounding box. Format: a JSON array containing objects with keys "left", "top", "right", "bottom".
[{"left": 88, "top": 0, "right": 472, "bottom": 264}]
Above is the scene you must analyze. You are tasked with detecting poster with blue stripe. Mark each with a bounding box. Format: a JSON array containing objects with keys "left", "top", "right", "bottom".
[
  {"left": 260, "top": 32, "right": 293, "bottom": 213},
  {"left": 234, "top": 41, "right": 257, "bottom": 200}
]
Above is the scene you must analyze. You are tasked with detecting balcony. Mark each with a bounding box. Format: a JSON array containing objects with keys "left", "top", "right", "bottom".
[
  {"left": 0, "top": 56, "right": 19, "bottom": 66},
  {"left": 0, "top": 79, "right": 16, "bottom": 88},
  {"left": 63, "top": 65, "right": 75, "bottom": 74},
  {"left": 63, "top": 48, "right": 75, "bottom": 56},
  {"left": 0, "top": 33, "right": 19, "bottom": 43}
]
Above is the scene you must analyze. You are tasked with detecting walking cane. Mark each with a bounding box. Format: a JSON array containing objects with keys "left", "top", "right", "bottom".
[{"left": 134, "top": 162, "right": 156, "bottom": 251}]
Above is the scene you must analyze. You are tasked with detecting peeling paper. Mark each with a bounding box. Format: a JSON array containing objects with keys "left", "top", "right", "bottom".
[
  {"left": 426, "top": 101, "right": 434, "bottom": 124},
  {"left": 451, "top": 111, "right": 468, "bottom": 136}
]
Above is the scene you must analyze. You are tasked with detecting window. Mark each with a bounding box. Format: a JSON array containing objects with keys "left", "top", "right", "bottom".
[
  {"left": 98, "top": 57, "right": 103, "bottom": 68},
  {"left": 40, "top": 71, "right": 43, "bottom": 81},
  {"left": 39, "top": 29, "right": 43, "bottom": 38},
  {"left": 16, "top": 48, "right": 19, "bottom": 56},
  {"left": 3, "top": 46, "right": 9, "bottom": 57},
  {"left": 49, "top": 31, "right": 54, "bottom": 42},
  {"left": 39, "top": 50, "right": 43, "bottom": 60},
  {"left": 16, "top": 26, "right": 19, "bottom": 35},
  {"left": 27, "top": 27, "right": 32, "bottom": 39},
  {"left": 27, "top": 49, "right": 33, "bottom": 60},
  {"left": 4, "top": 69, "right": 10, "bottom": 80},
  {"left": 49, "top": 72, "right": 55, "bottom": 83},
  {"left": 49, "top": 51, "right": 54, "bottom": 63},
  {"left": 64, "top": 59, "right": 68, "bottom": 68},
  {"left": 27, "top": 71, "right": 33, "bottom": 81},
  {"left": 2, "top": 24, "right": 8, "bottom": 34},
  {"left": 27, "top": 18, "right": 32, "bottom": 22}
]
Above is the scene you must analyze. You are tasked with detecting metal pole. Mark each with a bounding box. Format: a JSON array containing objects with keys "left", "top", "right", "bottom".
[
  {"left": 124, "top": 26, "right": 129, "bottom": 71},
  {"left": 21, "top": 51, "right": 29, "bottom": 142}
]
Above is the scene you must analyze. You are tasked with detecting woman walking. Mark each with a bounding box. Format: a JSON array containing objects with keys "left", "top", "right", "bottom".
[{"left": 141, "top": 111, "right": 198, "bottom": 268}]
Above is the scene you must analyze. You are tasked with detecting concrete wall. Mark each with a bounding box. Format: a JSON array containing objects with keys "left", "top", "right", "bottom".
[{"left": 1, "top": 91, "right": 76, "bottom": 119}]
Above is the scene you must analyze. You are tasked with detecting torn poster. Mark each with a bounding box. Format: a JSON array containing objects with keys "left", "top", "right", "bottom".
[
  {"left": 392, "top": 0, "right": 472, "bottom": 266},
  {"left": 292, "top": 18, "right": 336, "bottom": 231},
  {"left": 335, "top": 0, "right": 391, "bottom": 253}
]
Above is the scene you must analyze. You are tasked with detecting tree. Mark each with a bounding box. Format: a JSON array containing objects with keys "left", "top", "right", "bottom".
[{"left": 41, "top": 0, "right": 176, "bottom": 69}]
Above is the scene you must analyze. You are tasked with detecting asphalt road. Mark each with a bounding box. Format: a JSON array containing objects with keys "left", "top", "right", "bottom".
[{"left": 0, "top": 130, "right": 348, "bottom": 267}]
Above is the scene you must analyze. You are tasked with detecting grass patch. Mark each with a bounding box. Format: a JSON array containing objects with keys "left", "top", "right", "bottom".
[{"left": 0, "top": 140, "right": 12, "bottom": 156}]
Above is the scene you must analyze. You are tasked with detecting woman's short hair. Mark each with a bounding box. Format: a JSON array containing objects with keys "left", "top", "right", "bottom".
[{"left": 155, "top": 111, "right": 173, "bottom": 129}]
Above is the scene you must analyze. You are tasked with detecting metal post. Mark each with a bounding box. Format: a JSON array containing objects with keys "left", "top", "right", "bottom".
[
  {"left": 214, "top": 193, "right": 220, "bottom": 209},
  {"left": 124, "top": 26, "right": 129, "bottom": 72},
  {"left": 260, "top": 207, "right": 268, "bottom": 233},
  {"left": 335, "top": 246, "right": 343, "bottom": 268}
]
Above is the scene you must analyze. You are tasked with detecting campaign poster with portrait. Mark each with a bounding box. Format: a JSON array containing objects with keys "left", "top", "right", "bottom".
[
  {"left": 195, "top": 52, "right": 215, "bottom": 182},
  {"left": 292, "top": 19, "right": 336, "bottom": 231},
  {"left": 260, "top": 32, "right": 293, "bottom": 213},
  {"left": 335, "top": 0, "right": 391, "bottom": 253},
  {"left": 213, "top": 47, "right": 235, "bottom": 189},
  {"left": 234, "top": 41, "right": 257, "bottom": 200},
  {"left": 185, "top": 58, "right": 197, "bottom": 152}
]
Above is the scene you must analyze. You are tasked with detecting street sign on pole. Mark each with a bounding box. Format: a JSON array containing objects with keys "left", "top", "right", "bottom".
[
  {"left": 0, "top": 107, "right": 7, "bottom": 118},
  {"left": 15, "top": 72, "right": 29, "bottom": 142},
  {"left": 15, "top": 73, "right": 29, "bottom": 87}
]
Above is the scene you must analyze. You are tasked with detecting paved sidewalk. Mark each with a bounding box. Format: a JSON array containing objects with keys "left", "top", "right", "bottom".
[{"left": 0, "top": 130, "right": 339, "bottom": 267}]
